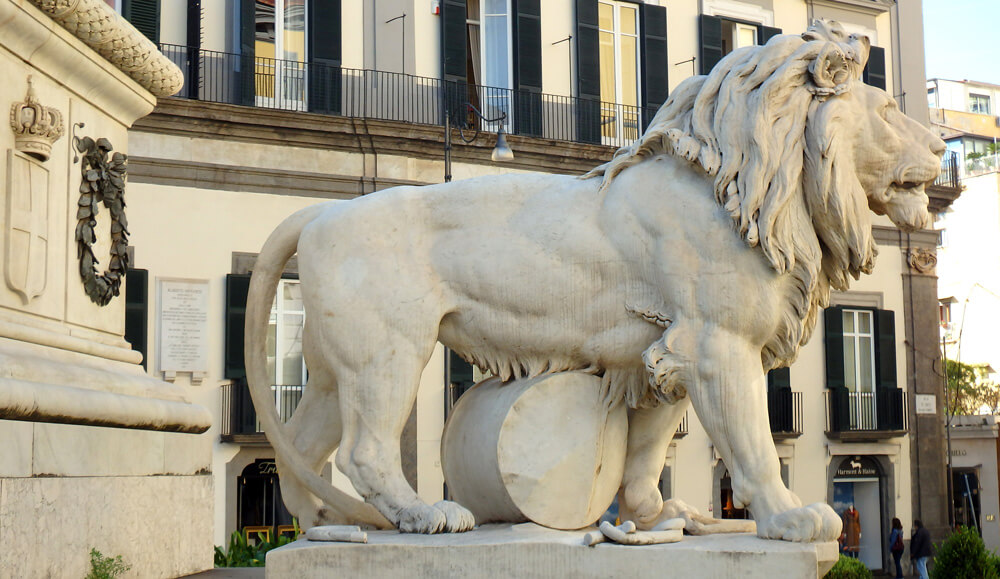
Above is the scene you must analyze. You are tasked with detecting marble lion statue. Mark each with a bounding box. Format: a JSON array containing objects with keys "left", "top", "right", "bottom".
[{"left": 245, "top": 21, "right": 944, "bottom": 541}]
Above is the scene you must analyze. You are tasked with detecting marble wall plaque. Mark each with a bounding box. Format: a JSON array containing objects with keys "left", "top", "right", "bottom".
[
  {"left": 157, "top": 278, "right": 209, "bottom": 374},
  {"left": 915, "top": 394, "right": 937, "bottom": 415}
]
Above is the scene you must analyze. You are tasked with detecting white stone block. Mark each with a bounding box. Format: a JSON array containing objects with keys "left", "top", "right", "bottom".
[{"left": 266, "top": 524, "right": 840, "bottom": 578}]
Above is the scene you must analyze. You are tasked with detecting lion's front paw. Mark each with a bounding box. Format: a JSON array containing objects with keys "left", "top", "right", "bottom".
[
  {"left": 397, "top": 501, "right": 475, "bottom": 534},
  {"left": 757, "top": 503, "right": 842, "bottom": 542},
  {"left": 433, "top": 500, "right": 476, "bottom": 532}
]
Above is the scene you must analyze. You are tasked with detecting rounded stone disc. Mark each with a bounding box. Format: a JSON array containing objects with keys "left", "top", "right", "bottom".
[{"left": 441, "top": 372, "right": 627, "bottom": 530}]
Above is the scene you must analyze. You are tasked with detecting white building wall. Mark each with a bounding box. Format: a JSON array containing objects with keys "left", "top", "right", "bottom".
[{"left": 938, "top": 171, "right": 1000, "bottom": 375}]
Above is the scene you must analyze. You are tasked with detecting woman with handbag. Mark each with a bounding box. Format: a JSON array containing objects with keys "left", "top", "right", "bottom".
[{"left": 888, "top": 518, "right": 904, "bottom": 579}]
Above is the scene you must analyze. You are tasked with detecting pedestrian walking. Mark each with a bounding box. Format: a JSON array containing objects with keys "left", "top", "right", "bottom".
[
  {"left": 910, "top": 519, "right": 932, "bottom": 579},
  {"left": 888, "top": 518, "right": 904, "bottom": 579}
]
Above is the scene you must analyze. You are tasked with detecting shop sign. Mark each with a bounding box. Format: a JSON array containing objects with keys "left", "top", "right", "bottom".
[
  {"left": 257, "top": 460, "right": 278, "bottom": 475},
  {"left": 835, "top": 455, "right": 880, "bottom": 478}
]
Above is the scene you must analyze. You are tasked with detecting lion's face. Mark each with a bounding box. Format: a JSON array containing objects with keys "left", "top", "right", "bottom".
[{"left": 839, "top": 84, "right": 946, "bottom": 231}]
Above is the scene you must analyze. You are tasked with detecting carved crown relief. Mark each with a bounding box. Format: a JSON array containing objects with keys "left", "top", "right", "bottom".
[{"left": 9, "top": 76, "right": 64, "bottom": 162}]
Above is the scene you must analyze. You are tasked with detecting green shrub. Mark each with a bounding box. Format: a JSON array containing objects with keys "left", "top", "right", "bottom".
[
  {"left": 214, "top": 529, "right": 295, "bottom": 568},
  {"left": 85, "top": 548, "right": 131, "bottom": 579},
  {"left": 823, "top": 555, "right": 872, "bottom": 579},
  {"left": 931, "top": 526, "right": 1000, "bottom": 579}
]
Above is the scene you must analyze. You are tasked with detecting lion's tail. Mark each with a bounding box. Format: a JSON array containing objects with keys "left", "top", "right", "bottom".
[{"left": 245, "top": 203, "right": 392, "bottom": 529}]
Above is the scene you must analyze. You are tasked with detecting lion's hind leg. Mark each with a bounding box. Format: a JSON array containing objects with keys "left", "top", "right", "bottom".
[{"left": 332, "top": 315, "right": 474, "bottom": 534}]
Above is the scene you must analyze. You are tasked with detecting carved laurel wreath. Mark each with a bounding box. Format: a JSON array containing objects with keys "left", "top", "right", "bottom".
[{"left": 74, "top": 135, "right": 129, "bottom": 306}]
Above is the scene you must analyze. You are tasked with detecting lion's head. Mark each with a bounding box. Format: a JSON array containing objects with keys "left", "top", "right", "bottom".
[{"left": 587, "top": 20, "right": 946, "bottom": 368}]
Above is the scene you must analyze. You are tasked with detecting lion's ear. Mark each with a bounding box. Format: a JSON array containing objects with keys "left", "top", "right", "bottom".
[{"left": 808, "top": 44, "right": 852, "bottom": 98}]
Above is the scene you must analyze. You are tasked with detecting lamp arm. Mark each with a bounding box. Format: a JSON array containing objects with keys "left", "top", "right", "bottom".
[{"left": 458, "top": 103, "right": 508, "bottom": 144}]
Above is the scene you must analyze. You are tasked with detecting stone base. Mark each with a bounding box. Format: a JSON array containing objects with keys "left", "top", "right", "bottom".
[
  {"left": 0, "top": 473, "right": 213, "bottom": 578},
  {"left": 266, "top": 524, "right": 840, "bottom": 578}
]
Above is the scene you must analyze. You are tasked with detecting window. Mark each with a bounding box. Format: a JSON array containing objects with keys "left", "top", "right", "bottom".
[
  {"left": 267, "top": 279, "right": 306, "bottom": 387},
  {"left": 842, "top": 309, "right": 875, "bottom": 394},
  {"left": 928, "top": 88, "right": 938, "bottom": 109},
  {"left": 598, "top": 0, "right": 641, "bottom": 143},
  {"left": 722, "top": 20, "right": 757, "bottom": 53},
  {"left": 824, "top": 306, "right": 903, "bottom": 432},
  {"left": 698, "top": 14, "right": 780, "bottom": 75},
  {"left": 970, "top": 93, "right": 991, "bottom": 115},
  {"left": 254, "top": 0, "right": 307, "bottom": 110},
  {"left": 121, "top": 0, "right": 160, "bottom": 44}
]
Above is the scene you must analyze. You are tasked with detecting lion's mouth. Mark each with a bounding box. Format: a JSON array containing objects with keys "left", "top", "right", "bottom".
[{"left": 883, "top": 179, "right": 932, "bottom": 231}]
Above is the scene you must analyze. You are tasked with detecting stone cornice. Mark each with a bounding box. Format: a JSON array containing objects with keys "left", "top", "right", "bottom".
[
  {"left": 26, "top": 0, "right": 183, "bottom": 97},
  {"left": 873, "top": 225, "right": 939, "bottom": 249},
  {"left": 807, "top": 0, "right": 894, "bottom": 16},
  {"left": 133, "top": 98, "right": 618, "bottom": 177}
]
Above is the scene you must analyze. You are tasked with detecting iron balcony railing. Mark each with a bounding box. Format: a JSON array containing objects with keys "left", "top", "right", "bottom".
[
  {"left": 824, "top": 389, "right": 908, "bottom": 434},
  {"left": 934, "top": 151, "right": 961, "bottom": 189},
  {"left": 675, "top": 411, "right": 689, "bottom": 438},
  {"left": 767, "top": 389, "right": 803, "bottom": 436},
  {"left": 159, "top": 44, "right": 657, "bottom": 149},
  {"left": 221, "top": 380, "right": 303, "bottom": 438}
]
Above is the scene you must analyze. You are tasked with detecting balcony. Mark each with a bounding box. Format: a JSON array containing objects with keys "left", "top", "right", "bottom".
[
  {"left": 221, "top": 380, "right": 303, "bottom": 444},
  {"left": 768, "top": 389, "right": 803, "bottom": 439},
  {"left": 674, "top": 411, "right": 689, "bottom": 439},
  {"left": 928, "top": 152, "right": 962, "bottom": 214},
  {"left": 824, "top": 389, "right": 908, "bottom": 441},
  {"left": 158, "top": 44, "right": 657, "bottom": 150}
]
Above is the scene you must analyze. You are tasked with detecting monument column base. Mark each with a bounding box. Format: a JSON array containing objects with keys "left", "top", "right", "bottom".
[{"left": 265, "top": 524, "right": 840, "bottom": 578}]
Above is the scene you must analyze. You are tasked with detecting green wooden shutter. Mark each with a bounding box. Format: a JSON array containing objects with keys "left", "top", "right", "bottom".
[
  {"left": 863, "top": 46, "right": 886, "bottom": 90},
  {"left": 758, "top": 25, "right": 782, "bottom": 45},
  {"left": 225, "top": 273, "right": 251, "bottom": 379},
  {"left": 123, "top": 0, "right": 160, "bottom": 45},
  {"left": 513, "top": 0, "right": 542, "bottom": 137},
  {"left": 441, "top": 0, "right": 468, "bottom": 124},
  {"left": 766, "top": 367, "right": 792, "bottom": 433},
  {"left": 308, "top": 0, "right": 343, "bottom": 114},
  {"left": 640, "top": 3, "right": 668, "bottom": 129},
  {"left": 874, "top": 309, "right": 897, "bottom": 389},
  {"left": 824, "top": 306, "right": 849, "bottom": 431},
  {"left": 874, "top": 308, "right": 902, "bottom": 430},
  {"left": 575, "top": 0, "right": 601, "bottom": 144},
  {"left": 184, "top": 0, "right": 202, "bottom": 99},
  {"left": 699, "top": 14, "right": 723, "bottom": 75},
  {"left": 238, "top": 0, "right": 256, "bottom": 106},
  {"left": 124, "top": 268, "right": 148, "bottom": 370},
  {"left": 767, "top": 367, "right": 791, "bottom": 390}
]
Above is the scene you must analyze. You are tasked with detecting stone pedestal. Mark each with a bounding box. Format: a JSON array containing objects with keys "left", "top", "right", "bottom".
[
  {"left": 265, "top": 524, "right": 841, "bottom": 578},
  {"left": 0, "top": 1, "right": 211, "bottom": 577}
]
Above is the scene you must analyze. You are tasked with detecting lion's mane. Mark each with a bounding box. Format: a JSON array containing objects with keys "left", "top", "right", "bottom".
[{"left": 586, "top": 21, "right": 877, "bottom": 371}]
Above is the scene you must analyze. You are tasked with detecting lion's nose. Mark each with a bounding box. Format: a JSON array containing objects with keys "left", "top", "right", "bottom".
[{"left": 929, "top": 135, "right": 947, "bottom": 157}]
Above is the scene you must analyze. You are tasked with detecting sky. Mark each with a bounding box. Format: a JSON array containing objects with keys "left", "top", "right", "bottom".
[{"left": 923, "top": 0, "right": 1000, "bottom": 84}]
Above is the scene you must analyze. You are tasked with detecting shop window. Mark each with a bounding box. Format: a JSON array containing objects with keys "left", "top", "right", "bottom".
[
  {"left": 953, "top": 468, "right": 982, "bottom": 534},
  {"left": 237, "top": 459, "right": 294, "bottom": 535},
  {"left": 832, "top": 456, "right": 886, "bottom": 569},
  {"left": 970, "top": 93, "right": 991, "bottom": 115}
]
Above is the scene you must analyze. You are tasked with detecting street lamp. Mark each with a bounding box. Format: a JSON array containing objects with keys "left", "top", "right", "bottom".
[{"left": 444, "top": 103, "right": 513, "bottom": 183}]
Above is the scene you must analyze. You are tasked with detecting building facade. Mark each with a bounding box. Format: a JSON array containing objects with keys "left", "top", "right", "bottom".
[{"left": 110, "top": 0, "right": 953, "bottom": 573}]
